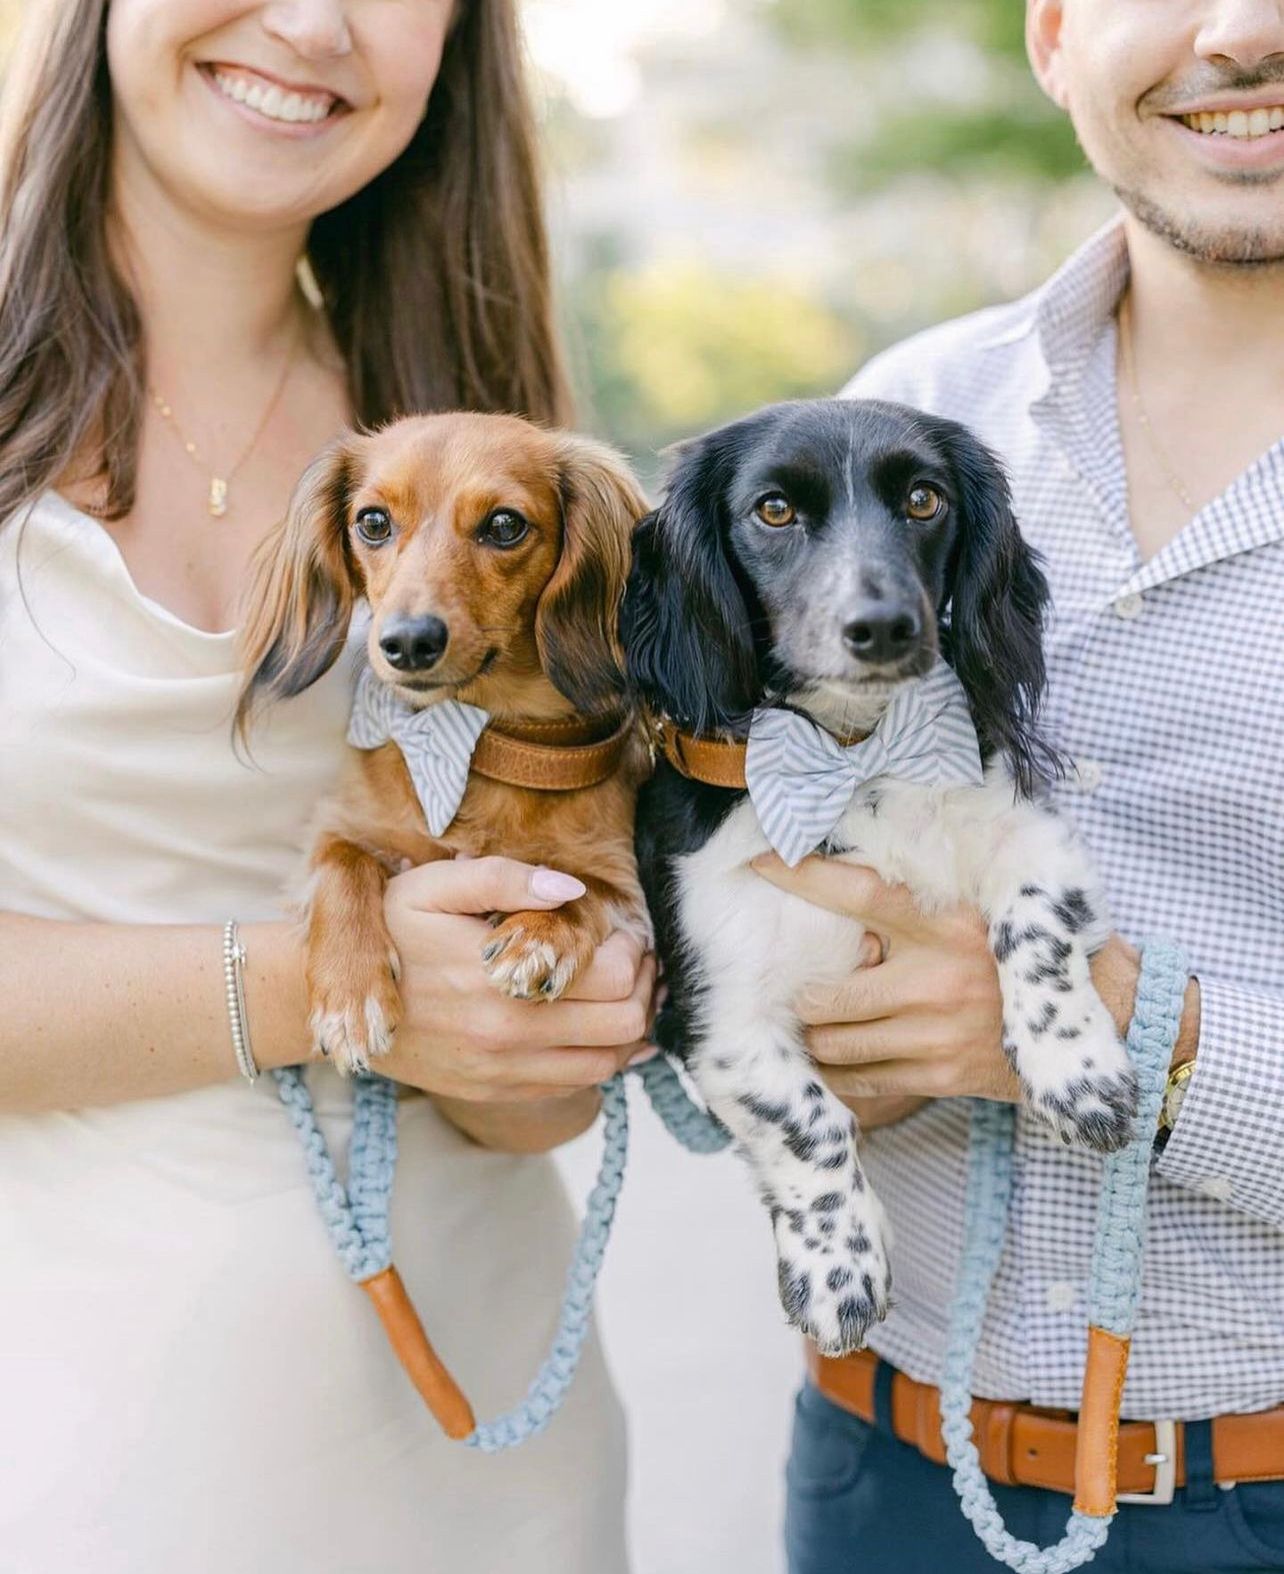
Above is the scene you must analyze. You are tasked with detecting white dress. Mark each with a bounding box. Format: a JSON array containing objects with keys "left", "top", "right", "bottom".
[{"left": 0, "top": 493, "right": 628, "bottom": 1574}]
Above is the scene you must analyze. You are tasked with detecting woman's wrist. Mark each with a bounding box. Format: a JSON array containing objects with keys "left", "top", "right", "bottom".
[{"left": 238, "top": 919, "right": 311, "bottom": 1073}]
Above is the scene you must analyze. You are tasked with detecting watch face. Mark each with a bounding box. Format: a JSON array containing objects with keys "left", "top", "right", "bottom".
[{"left": 1164, "top": 1062, "right": 1194, "bottom": 1129}]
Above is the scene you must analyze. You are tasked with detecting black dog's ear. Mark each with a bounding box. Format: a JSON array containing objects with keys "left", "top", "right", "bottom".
[
  {"left": 937, "top": 423, "right": 1056, "bottom": 794},
  {"left": 621, "top": 436, "right": 759, "bottom": 734}
]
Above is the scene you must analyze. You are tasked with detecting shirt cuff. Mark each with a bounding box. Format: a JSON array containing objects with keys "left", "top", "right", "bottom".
[{"left": 1156, "top": 974, "right": 1284, "bottom": 1229}]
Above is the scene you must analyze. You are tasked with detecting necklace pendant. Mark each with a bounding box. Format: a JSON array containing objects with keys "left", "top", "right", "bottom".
[{"left": 208, "top": 477, "right": 228, "bottom": 518}]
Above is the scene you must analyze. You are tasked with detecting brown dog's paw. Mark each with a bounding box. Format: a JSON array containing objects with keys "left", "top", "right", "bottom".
[
  {"left": 481, "top": 909, "right": 597, "bottom": 1001},
  {"left": 307, "top": 947, "right": 402, "bottom": 1075}
]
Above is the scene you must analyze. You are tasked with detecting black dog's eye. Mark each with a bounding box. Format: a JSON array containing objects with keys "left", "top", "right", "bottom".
[
  {"left": 355, "top": 507, "right": 392, "bottom": 545},
  {"left": 906, "top": 484, "right": 945, "bottom": 523},
  {"left": 754, "top": 493, "right": 796, "bottom": 528},
  {"left": 478, "top": 508, "right": 529, "bottom": 548}
]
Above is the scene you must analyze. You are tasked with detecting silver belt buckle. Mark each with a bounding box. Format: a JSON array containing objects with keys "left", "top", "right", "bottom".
[{"left": 1116, "top": 1419, "right": 1177, "bottom": 1505}]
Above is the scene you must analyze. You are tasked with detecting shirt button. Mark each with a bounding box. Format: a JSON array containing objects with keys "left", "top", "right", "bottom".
[
  {"left": 1045, "top": 1281, "right": 1078, "bottom": 1312},
  {"left": 1198, "top": 1176, "right": 1233, "bottom": 1203},
  {"left": 1113, "top": 592, "right": 1144, "bottom": 620},
  {"left": 1071, "top": 759, "right": 1103, "bottom": 792}
]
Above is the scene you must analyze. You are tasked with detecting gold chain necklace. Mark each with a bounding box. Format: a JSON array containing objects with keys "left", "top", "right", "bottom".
[
  {"left": 149, "top": 316, "right": 301, "bottom": 518},
  {"left": 1117, "top": 293, "right": 1196, "bottom": 514}
]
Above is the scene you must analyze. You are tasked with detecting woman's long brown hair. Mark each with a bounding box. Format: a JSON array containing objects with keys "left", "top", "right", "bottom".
[{"left": 0, "top": 0, "right": 573, "bottom": 529}]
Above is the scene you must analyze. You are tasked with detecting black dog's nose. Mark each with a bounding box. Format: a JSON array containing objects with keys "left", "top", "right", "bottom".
[
  {"left": 843, "top": 607, "right": 921, "bottom": 664},
  {"left": 379, "top": 615, "right": 449, "bottom": 672}
]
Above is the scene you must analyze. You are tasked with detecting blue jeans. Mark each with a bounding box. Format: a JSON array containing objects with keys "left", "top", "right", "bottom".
[{"left": 785, "top": 1382, "right": 1284, "bottom": 1573}]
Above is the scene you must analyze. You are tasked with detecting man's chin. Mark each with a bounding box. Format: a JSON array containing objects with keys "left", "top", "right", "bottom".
[{"left": 1115, "top": 183, "right": 1284, "bottom": 267}]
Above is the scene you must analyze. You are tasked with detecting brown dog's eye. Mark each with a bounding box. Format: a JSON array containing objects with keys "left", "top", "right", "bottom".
[
  {"left": 355, "top": 507, "right": 392, "bottom": 545},
  {"left": 906, "top": 485, "right": 945, "bottom": 522},
  {"left": 754, "top": 493, "right": 796, "bottom": 528},
  {"left": 478, "top": 508, "right": 529, "bottom": 548}
]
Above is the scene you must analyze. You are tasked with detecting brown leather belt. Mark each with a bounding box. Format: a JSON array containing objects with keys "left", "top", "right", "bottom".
[{"left": 811, "top": 1348, "right": 1284, "bottom": 1503}]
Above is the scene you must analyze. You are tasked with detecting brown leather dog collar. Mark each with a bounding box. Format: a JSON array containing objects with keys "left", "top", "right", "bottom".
[
  {"left": 652, "top": 715, "right": 869, "bottom": 791},
  {"left": 471, "top": 713, "right": 633, "bottom": 792}
]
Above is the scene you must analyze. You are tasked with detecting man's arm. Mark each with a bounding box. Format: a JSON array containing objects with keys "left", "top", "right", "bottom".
[
  {"left": 753, "top": 856, "right": 1284, "bottom": 1231},
  {"left": 1150, "top": 977, "right": 1284, "bottom": 1227}
]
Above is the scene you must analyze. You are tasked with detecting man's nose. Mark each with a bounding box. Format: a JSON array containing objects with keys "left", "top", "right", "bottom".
[
  {"left": 842, "top": 603, "right": 923, "bottom": 665},
  {"left": 1194, "top": 1, "right": 1284, "bottom": 70},
  {"left": 379, "top": 615, "right": 449, "bottom": 672}
]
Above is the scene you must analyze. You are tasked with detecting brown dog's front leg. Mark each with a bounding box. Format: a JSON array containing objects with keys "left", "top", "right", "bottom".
[{"left": 305, "top": 833, "right": 402, "bottom": 1073}]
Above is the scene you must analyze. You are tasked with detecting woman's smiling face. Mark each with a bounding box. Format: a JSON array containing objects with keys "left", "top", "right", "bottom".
[{"left": 106, "top": 0, "right": 454, "bottom": 229}]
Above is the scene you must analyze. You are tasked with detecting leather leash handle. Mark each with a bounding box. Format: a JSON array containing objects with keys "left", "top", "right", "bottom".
[
  {"left": 361, "top": 1265, "right": 476, "bottom": 1440},
  {"left": 1072, "top": 1325, "right": 1130, "bottom": 1516}
]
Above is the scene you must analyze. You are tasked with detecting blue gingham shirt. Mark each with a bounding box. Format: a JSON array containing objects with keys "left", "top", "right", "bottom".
[{"left": 842, "top": 218, "right": 1284, "bottom": 1420}]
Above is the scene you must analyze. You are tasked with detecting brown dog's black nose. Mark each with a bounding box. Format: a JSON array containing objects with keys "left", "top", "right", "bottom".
[
  {"left": 843, "top": 606, "right": 921, "bottom": 664},
  {"left": 379, "top": 615, "right": 449, "bottom": 672}
]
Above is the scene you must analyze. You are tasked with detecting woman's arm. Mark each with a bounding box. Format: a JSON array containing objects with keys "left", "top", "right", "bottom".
[
  {"left": 0, "top": 913, "right": 310, "bottom": 1112},
  {"left": 0, "top": 858, "right": 652, "bottom": 1155}
]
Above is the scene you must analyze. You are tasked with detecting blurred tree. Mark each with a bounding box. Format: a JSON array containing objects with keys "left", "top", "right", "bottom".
[
  {"left": 767, "top": 0, "right": 1085, "bottom": 187},
  {"left": 546, "top": 0, "right": 1100, "bottom": 463},
  {"left": 567, "top": 248, "right": 860, "bottom": 479}
]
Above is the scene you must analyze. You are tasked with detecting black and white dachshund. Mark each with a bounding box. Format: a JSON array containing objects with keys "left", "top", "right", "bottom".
[{"left": 622, "top": 398, "right": 1139, "bottom": 1356}]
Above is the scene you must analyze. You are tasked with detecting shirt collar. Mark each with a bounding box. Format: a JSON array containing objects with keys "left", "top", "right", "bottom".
[
  {"left": 1028, "top": 217, "right": 1132, "bottom": 536},
  {"left": 1032, "top": 216, "right": 1131, "bottom": 386},
  {"left": 1028, "top": 214, "right": 1284, "bottom": 590}
]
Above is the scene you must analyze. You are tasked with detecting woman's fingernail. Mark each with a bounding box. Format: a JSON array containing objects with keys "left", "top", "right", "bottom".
[
  {"left": 530, "top": 868, "right": 587, "bottom": 901},
  {"left": 627, "top": 1046, "right": 660, "bottom": 1068}
]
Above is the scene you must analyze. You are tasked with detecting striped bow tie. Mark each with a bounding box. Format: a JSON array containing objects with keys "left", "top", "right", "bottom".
[
  {"left": 347, "top": 665, "right": 489, "bottom": 836},
  {"left": 743, "top": 660, "right": 984, "bottom": 867}
]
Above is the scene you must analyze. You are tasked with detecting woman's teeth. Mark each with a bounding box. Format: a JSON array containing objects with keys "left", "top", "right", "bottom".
[
  {"left": 1180, "top": 106, "right": 1284, "bottom": 139},
  {"left": 212, "top": 70, "right": 335, "bottom": 125}
]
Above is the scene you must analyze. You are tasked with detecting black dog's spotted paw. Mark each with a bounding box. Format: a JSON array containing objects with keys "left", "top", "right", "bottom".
[
  {"left": 1034, "top": 1067, "right": 1140, "bottom": 1153},
  {"left": 773, "top": 1190, "right": 892, "bottom": 1356}
]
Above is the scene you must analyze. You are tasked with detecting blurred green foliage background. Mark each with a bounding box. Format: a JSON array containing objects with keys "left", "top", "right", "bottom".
[
  {"left": 0, "top": 0, "right": 1114, "bottom": 487},
  {"left": 531, "top": 0, "right": 1113, "bottom": 480}
]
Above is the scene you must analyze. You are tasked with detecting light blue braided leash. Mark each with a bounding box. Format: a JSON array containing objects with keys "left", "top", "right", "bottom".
[
  {"left": 274, "top": 941, "right": 1183, "bottom": 1491},
  {"left": 272, "top": 1049, "right": 729, "bottom": 1451},
  {"left": 938, "top": 938, "right": 1188, "bottom": 1572}
]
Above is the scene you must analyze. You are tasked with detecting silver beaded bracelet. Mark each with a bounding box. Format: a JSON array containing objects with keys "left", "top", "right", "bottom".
[{"left": 222, "top": 920, "right": 260, "bottom": 1084}]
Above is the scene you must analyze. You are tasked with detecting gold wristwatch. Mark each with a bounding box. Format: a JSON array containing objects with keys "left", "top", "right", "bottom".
[{"left": 1155, "top": 1058, "right": 1195, "bottom": 1149}]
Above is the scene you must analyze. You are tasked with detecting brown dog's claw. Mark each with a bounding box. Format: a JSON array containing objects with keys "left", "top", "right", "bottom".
[{"left": 482, "top": 909, "right": 596, "bottom": 1001}]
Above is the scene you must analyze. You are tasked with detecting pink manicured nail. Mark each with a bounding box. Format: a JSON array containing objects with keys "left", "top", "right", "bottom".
[
  {"left": 627, "top": 1046, "right": 660, "bottom": 1068},
  {"left": 530, "top": 868, "right": 587, "bottom": 901}
]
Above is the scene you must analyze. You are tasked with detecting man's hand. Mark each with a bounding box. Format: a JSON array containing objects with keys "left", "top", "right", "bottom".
[
  {"left": 751, "top": 855, "right": 1199, "bottom": 1126},
  {"left": 752, "top": 853, "right": 1019, "bottom": 1109}
]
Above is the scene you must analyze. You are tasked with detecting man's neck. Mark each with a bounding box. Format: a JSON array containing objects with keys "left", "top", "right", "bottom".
[
  {"left": 1117, "top": 216, "right": 1284, "bottom": 559},
  {"left": 1124, "top": 218, "right": 1284, "bottom": 383}
]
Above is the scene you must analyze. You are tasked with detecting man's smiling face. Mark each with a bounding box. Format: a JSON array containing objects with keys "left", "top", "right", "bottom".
[{"left": 1029, "top": 0, "right": 1284, "bottom": 265}]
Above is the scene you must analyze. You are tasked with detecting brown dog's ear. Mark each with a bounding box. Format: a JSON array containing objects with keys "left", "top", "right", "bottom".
[
  {"left": 536, "top": 435, "right": 650, "bottom": 715},
  {"left": 235, "top": 436, "right": 359, "bottom": 739}
]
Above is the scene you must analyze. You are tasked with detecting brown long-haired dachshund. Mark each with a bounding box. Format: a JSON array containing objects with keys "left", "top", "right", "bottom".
[{"left": 237, "top": 412, "right": 653, "bottom": 1075}]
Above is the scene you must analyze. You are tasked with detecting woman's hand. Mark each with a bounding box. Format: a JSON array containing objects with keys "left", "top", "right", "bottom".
[
  {"left": 751, "top": 853, "right": 1019, "bottom": 1109},
  {"left": 380, "top": 856, "right": 654, "bottom": 1151}
]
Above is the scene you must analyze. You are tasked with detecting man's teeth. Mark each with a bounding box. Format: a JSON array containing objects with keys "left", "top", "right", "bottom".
[
  {"left": 212, "top": 71, "right": 334, "bottom": 124},
  {"left": 1181, "top": 106, "right": 1284, "bottom": 138}
]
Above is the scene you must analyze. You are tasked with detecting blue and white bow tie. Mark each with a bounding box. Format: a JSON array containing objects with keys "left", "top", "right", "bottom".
[
  {"left": 743, "top": 660, "right": 984, "bottom": 867},
  {"left": 347, "top": 665, "right": 489, "bottom": 836}
]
